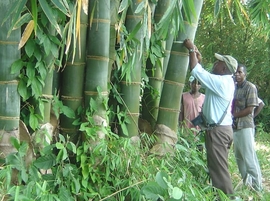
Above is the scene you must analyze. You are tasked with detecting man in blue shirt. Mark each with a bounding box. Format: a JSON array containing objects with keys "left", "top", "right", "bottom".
[{"left": 184, "top": 39, "right": 238, "bottom": 198}]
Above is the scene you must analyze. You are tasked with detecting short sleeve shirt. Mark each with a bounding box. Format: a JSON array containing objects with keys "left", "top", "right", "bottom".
[{"left": 233, "top": 80, "right": 258, "bottom": 129}]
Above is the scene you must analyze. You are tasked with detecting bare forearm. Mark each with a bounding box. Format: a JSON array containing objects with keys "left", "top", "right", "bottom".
[
  {"left": 233, "top": 106, "right": 255, "bottom": 118},
  {"left": 189, "top": 51, "right": 198, "bottom": 71}
]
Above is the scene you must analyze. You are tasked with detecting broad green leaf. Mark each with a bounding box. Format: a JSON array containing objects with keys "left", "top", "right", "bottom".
[
  {"left": 43, "top": 36, "right": 52, "bottom": 56},
  {"left": 36, "top": 61, "right": 47, "bottom": 80},
  {"left": 29, "top": 112, "right": 39, "bottom": 130},
  {"left": 9, "top": 136, "right": 20, "bottom": 150},
  {"left": 33, "top": 154, "right": 56, "bottom": 169},
  {"left": 11, "top": 60, "right": 24, "bottom": 74},
  {"left": 6, "top": 154, "right": 21, "bottom": 169},
  {"left": 56, "top": 142, "right": 64, "bottom": 149},
  {"left": 156, "top": 171, "right": 169, "bottom": 189},
  {"left": 172, "top": 187, "right": 183, "bottom": 199},
  {"left": 141, "top": 181, "right": 165, "bottom": 200},
  {"left": 18, "top": 78, "right": 29, "bottom": 101},
  {"left": 62, "top": 105, "right": 75, "bottom": 118},
  {"left": 72, "top": 177, "right": 81, "bottom": 194},
  {"left": 59, "top": 186, "right": 72, "bottom": 201},
  {"left": 25, "top": 39, "right": 36, "bottom": 57},
  {"left": 67, "top": 142, "right": 77, "bottom": 154}
]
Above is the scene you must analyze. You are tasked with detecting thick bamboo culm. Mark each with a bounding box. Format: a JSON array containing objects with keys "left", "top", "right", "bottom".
[
  {"left": 119, "top": 1, "right": 143, "bottom": 137},
  {"left": 0, "top": 0, "right": 21, "bottom": 131},
  {"left": 84, "top": 0, "right": 110, "bottom": 124},
  {"left": 60, "top": 6, "right": 88, "bottom": 141},
  {"left": 152, "top": 0, "right": 203, "bottom": 153}
]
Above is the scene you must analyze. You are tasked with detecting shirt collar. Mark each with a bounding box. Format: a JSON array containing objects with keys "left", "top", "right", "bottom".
[{"left": 237, "top": 80, "right": 247, "bottom": 88}]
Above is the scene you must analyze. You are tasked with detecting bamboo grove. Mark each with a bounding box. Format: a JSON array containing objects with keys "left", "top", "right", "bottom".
[{"left": 0, "top": 0, "right": 204, "bottom": 156}]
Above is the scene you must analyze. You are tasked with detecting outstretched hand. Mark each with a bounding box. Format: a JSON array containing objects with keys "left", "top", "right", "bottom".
[
  {"left": 183, "top": 39, "right": 195, "bottom": 50},
  {"left": 184, "top": 39, "right": 202, "bottom": 63}
]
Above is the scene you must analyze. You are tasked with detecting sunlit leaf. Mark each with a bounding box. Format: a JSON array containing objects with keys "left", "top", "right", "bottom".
[{"left": 18, "top": 20, "right": 34, "bottom": 50}]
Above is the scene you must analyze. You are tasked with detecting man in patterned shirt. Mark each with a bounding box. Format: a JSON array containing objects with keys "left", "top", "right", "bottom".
[{"left": 232, "top": 63, "right": 262, "bottom": 191}]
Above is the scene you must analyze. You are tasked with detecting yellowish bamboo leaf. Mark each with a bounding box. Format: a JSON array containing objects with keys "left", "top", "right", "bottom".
[
  {"left": 147, "top": 3, "right": 151, "bottom": 39},
  {"left": 82, "top": 0, "right": 88, "bottom": 15},
  {"left": 18, "top": 20, "right": 34, "bottom": 50},
  {"left": 76, "top": 0, "right": 82, "bottom": 59}
]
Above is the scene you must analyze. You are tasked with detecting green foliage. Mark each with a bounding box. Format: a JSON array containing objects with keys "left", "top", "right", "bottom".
[{"left": 196, "top": 0, "right": 270, "bottom": 131}]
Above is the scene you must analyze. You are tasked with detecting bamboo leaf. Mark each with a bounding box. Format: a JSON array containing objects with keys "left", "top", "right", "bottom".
[
  {"left": 30, "top": 0, "right": 38, "bottom": 34},
  {"left": 135, "top": 0, "right": 145, "bottom": 14},
  {"left": 51, "top": 0, "right": 70, "bottom": 16},
  {"left": 13, "top": 13, "right": 32, "bottom": 30},
  {"left": 1, "top": 0, "right": 27, "bottom": 28},
  {"left": 18, "top": 20, "right": 34, "bottom": 50},
  {"left": 214, "top": 0, "right": 222, "bottom": 18},
  {"left": 119, "top": 0, "right": 129, "bottom": 13},
  {"left": 38, "top": 0, "right": 62, "bottom": 36}
]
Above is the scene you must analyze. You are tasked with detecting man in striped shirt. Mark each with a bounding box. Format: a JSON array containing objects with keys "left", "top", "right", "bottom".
[{"left": 232, "top": 63, "right": 262, "bottom": 191}]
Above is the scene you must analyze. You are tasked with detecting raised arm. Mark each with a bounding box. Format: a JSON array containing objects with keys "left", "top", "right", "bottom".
[{"left": 183, "top": 39, "right": 199, "bottom": 71}]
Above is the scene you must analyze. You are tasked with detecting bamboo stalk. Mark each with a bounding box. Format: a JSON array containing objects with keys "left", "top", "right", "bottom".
[
  {"left": 84, "top": 0, "right": 110, "bottom": 133},
  {"left": 60, "top": 4, "right": 88, "bottom": 142},
  {"left": 152, "top": 0, "right": 204, "bottom": 155},
  {"left": 118, "top": 0, "right": 144, "bottom": 138},
  {"left": 0, "top": 0, "right": 21, "bottom": 156},
  {"left": 141, "top": 0, "right": 175, "bottom": 131}
]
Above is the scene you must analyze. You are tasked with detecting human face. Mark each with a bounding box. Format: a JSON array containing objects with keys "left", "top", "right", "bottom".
[
  {"left": 190, "top": 80, "right": 201, "bottom": 93},
  {"left": 211, "top": 61, "right": 225, "bottom": 75},
  {"left": 234, "top": 66, "right": 246, "bottom": 84}
]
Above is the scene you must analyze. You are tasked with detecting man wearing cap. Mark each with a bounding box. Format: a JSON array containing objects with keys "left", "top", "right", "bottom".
[
  {"left": 179, "top": 76, "right": 205, "bottom": 135},
  {"left": 183, "top": 39, "right": 238, "bottom": 199}
]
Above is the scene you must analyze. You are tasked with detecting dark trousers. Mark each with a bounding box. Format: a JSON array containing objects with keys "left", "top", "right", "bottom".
[{"left": 205, "top": 125, "right": 234, "bottom": 194}]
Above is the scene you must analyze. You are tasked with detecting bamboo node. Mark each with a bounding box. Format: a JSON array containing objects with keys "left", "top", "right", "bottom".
[
  {"left": 91, "top": 18, "right": 110, "bottom": 24},
  {"left": 120, "top": 81, "right": 141, "bottom": 85},
  {"left": 61, "top": 95, "right": 83, "bottom": 101},
  {"left": 41, "top": 94, "right": 53, "bottom": 100},
  {"left": 158, "top": 107, "right": 180, "bottom": 113},
  {"left": 184, "top": 20, "right": 198, "bottom": 27},
  {"left": 0, "top": 116, "right": 20, "bottom": 120},
  {"left": 0, "top": 40, "right": 19, "bottom": 45},
  {"left": 149, "top": 77, "right": 163, "bottom": 82},
  {"left": 126, "top": 113, "right": 140, "bottom": 117},
  {"left": 66, "top": 62, "right": 85, "bottom": 66},
  {"left": 170, "top": 51, "right": 188, "bottom": 56},
  {"left": 87, "top": 55, "right": 109, "bottom": 62},
  {"left": 84, "top": 91, "right": 109, "bottom": 96},
  {"left": 60, "top": 127, "right": 78, "bottom": 133},
  {"left": 0, "top": 80, "right": 18, "bottom": 85},
  {"left": 163, "top": 79, "right": 184, "bottom": 87}
]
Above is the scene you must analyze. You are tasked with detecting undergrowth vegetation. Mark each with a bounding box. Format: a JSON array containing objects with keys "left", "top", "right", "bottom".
[{"left": 0, "top": 124, "right": 270, "bottom": 201}]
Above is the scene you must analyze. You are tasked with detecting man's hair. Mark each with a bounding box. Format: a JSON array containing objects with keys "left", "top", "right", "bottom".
[{"left": 238, "top": 63, "right": 247, "bottom": 74}]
